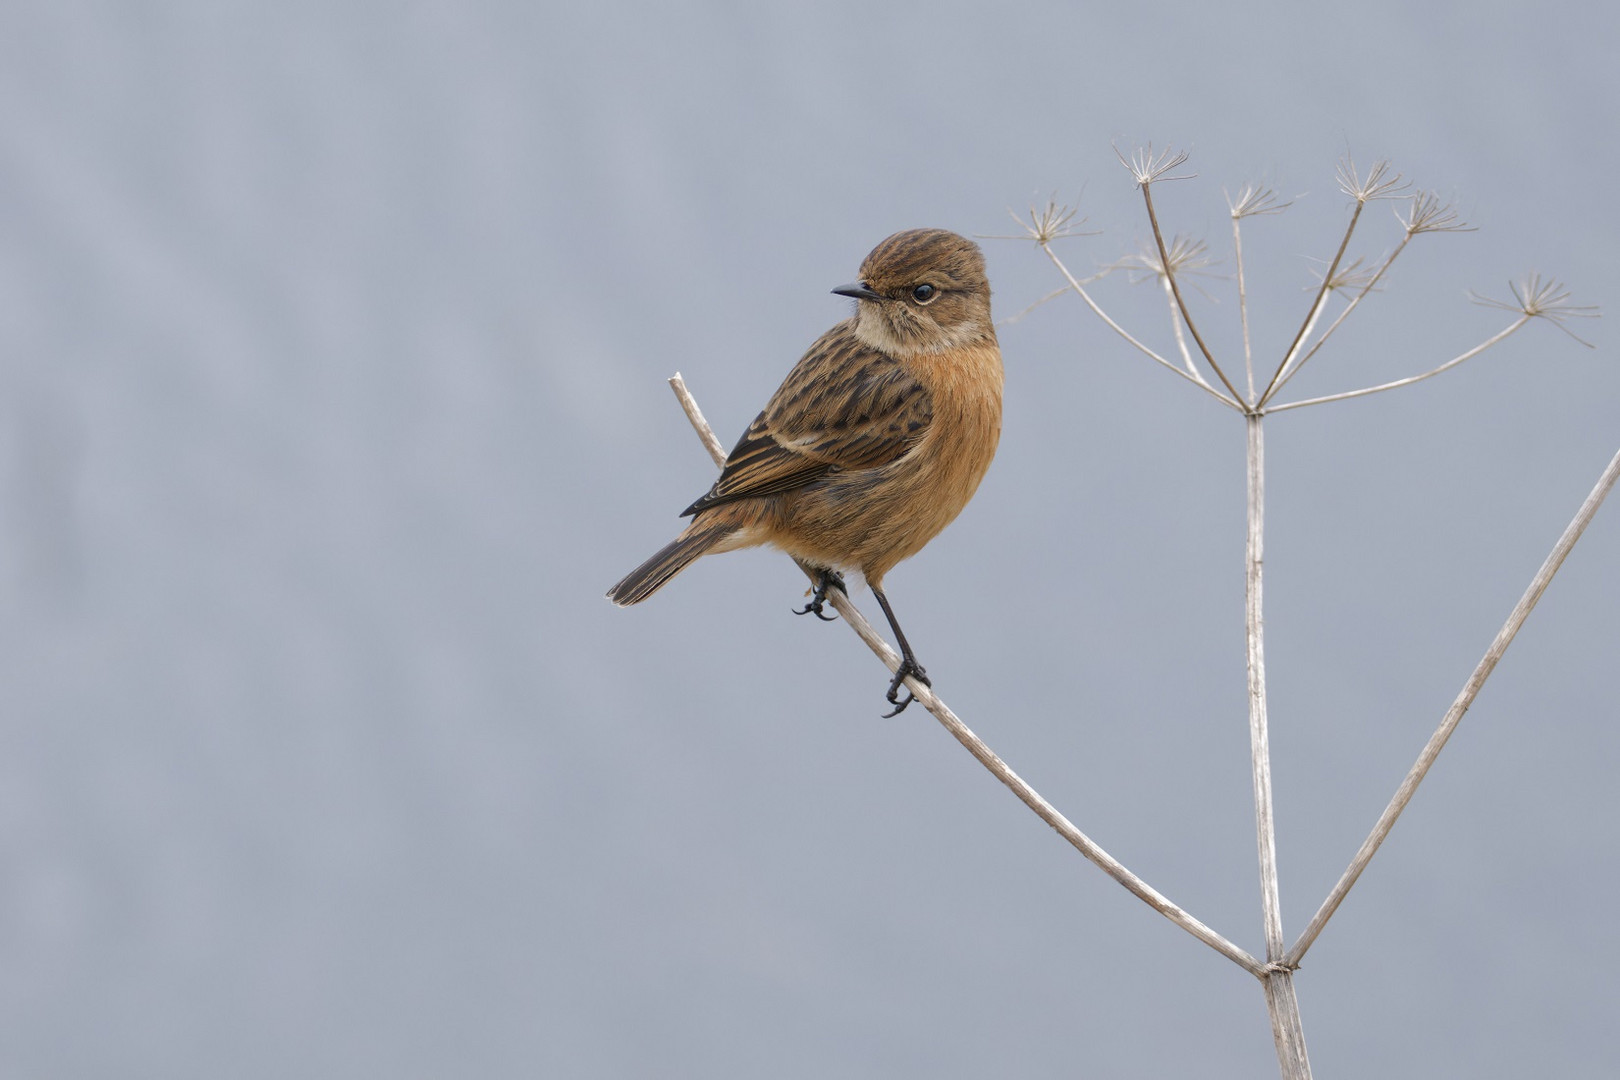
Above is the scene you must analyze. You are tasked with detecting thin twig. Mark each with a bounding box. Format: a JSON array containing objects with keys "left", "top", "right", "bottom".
[
  {"left": 1265, "top": 233, "right": 1413, "bottom": 401},
  {"left": 1257, "top": 201, "right": 1365, "bottom": 406},
  {"left": 1287, "top": 442, "right": 1620, "bottom": 966},
  {"left": 1040, "top": 243, "right": 1243, "bottom": 411},
  {"left": 1159, "top": 276, "right": 1210, "bottom": 387},
  {"left": 1140, "top": 181, "right": 1246, "bottom": 404},
  {"left": 671, "top": 373, "right": 728, "bottom": 464},
  {"left": 1232, "top": 215, "right": 1257, "bottom": 403},
  {"left": 665, "top": 373, "right": 1265, "bottom": 977},
  {"left": 1268, "top": 316, "right": 1531, "bottom": 412},
  {"left": 1264, "top": 192, "right": 1477, "bottom": 402},
  {"left": 1227, "top": 185, "right": 1291, "bottom": 406}
]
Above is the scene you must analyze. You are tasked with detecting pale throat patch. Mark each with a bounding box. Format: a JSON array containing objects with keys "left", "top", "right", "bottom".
[{"left": 853, "top": 306, "right": 991, "bottom": 358}]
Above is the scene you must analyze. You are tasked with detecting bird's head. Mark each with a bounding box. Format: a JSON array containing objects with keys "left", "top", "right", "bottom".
[{"left": 834, "top": 228, "right": 995, "bottom": 357}]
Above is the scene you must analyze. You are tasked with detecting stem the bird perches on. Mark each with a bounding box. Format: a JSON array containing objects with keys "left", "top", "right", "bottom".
[{"left": 666, "top": 372, "right": 1265, "bottom": 978}]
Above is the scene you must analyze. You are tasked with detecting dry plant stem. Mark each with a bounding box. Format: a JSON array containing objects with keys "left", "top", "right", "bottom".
[
  {"left": 671, "top": 372, "right": 728, "bottom": 463},
  {"left": 1232, "top": 215, "right": 1257, "bottom": 402},
  {"left": 1139, "top": 181, "right": 1245, "bottom": 403},
  {"left": 1161, "top": 276, "right": 1202, "bottom": 381},
  {"left": 1247, "top": 415, "right": 1312, "bottom": 1080},
  {"left": 1246, "top": 416, "right": 1284, "bottom": 960},
  {"left": 1258, "top": 200, "right": 1365, "bottom": 406},
  {"left": 1265, "top": 974, "right": 1313, "bottom": 1080},
  {"left": 665, "top": 373, "right": 1265, "bottom": 978},
  {"left": 1265, "top": 232, "right": 1416, "bottom": 401},
  {"left": 1267, "top": 294, "right": 1331, "bottom": 397},
  {"left": 1040, "top": 243, "right": 1243, "bottom": 411},
  {"left": 1268, "top": 316, "right": 1530, "bottom": 412},
  {"left": 1286, "top": 442, "right": 1620, "bottom": 967}
]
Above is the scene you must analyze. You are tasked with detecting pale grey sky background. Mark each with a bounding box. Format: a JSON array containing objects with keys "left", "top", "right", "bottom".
[{"left": 2, "top": 2, "right": 1617, "bottom": 1077}]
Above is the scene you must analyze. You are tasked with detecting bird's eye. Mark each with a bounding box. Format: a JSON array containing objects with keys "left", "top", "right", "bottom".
[{"left": 911, "top": 283, "right": 938, "bottom": 304}]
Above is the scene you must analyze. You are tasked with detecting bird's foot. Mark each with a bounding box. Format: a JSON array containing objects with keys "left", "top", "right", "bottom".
[
  {"left": 881, "top": 657, "right": 931, "bottom": 717},
  {"left": 793, "top": 570, "right": 847, "bottom": 621}
]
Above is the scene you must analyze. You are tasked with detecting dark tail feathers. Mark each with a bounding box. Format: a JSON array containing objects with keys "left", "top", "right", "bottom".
[{"left": 607, "top": 526, "right": 730, "bottom": 606}]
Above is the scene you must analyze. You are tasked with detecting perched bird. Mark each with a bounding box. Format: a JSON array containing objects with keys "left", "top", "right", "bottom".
[{"left": 607, "top": 228, "right": 1003, "bottom": 715}]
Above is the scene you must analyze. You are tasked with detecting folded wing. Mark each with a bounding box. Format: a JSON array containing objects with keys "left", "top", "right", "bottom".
[{"left": 683, "top": 328, "right": 934, "bottom": 517}]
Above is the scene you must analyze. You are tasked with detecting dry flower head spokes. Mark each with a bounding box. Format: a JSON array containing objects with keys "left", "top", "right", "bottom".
[
  {"left": 1307, "top": 255, "right": 1382, "bottom": 295},
  {"left": 1116, "top": 234, "right": 1216, "bottom": 284},
  {"left": 1005, "top": 198, "right": 1088, "bottom": 245},
  {"left": 1227, "top": 184, "right": 1292, "bottom": 220},
  {"left": 1117, "top": 143, "right": 1194, "bottom": 186},
  {"left": 1335, "top": 155, "right": 1410, "bottom": 203},
  {"left": 1473, "top": 273, "right": 1600, "bottom": 346},
  {"left": 1400, "top": 191, "right": 1474, "bottom": 236}
]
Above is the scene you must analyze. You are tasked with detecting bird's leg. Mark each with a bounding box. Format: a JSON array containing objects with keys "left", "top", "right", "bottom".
[
  {"left": 793, "top": 568, "right": 846, "bottom": 621},
  {"left": 872, "top": 585, "right": 931, "bottom": 717}
]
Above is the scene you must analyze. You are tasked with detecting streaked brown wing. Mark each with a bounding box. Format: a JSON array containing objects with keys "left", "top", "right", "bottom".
[{"left": 682, "top": 324, "right": 933, "bottom": 517}]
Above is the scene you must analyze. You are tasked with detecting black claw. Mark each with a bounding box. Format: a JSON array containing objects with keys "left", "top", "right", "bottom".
[
  {"left": 880, "top": 657, "right": 931, "bottom": 717},
  {"left": 793, "top": 570, "right": 846, "bottom": 621}
]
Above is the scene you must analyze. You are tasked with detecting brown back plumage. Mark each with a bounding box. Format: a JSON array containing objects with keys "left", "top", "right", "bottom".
[{"left": 682, "top": 325, "right": 933, "bottom": 518}]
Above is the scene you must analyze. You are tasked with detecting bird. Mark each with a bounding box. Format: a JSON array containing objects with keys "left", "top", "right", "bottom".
[{"left": 607, "top": 228, "right": 1003, "bottom": 715}]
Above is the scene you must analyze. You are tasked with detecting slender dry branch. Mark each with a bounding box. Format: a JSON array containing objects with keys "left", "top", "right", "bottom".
[
  {"left": 671, "top": 372, "right": 728, "bottom": 463},
  {"left": 1246, "top": 415, "right": 1311, "bottom": 1079},
  {"left": 1263, "top": 193, "right": 1474, "bottom": 402},
  {"left": 1160, "top": 276, "right": 1207, "bottom": 385},
  {"left": 1270, "top": 227, "right": 1444, "bottom": 398},
  {"left": 1229, "top": 185, "right": 1294, "bottom": 403},
  {"left": 1287, "top": 442, "right": 1620, "bottom": 966},
  {"left": 665, "top": 373, "right": 1265, "bottom": 977},
  {"left": 1267, "top": 315, "right": 1531, "bottom": 412},
  {"left": 1257, "top": 200, "right": 1365, "bottom": 406},
  {"left": 1474, "top": 273, "right": 1600, "bottom": 347},
  {"left": 1139, "top": 180, "right": 1246, "bottom": 404},
  {"left": 1245, "top": 416, "right": 1285, "bottom": 961},
  {"left": 1115, "top": 235, "right": 1219, "bottom": 389},
  {"left": 1266, "top": 233, "right": 1410, "bottom": 399},
  {"left": 1040, "top": 242, "right": 1243, "bottom": 411},
  {"left": 1228, "top": 208, "right": 1266, "bottom": 400}
]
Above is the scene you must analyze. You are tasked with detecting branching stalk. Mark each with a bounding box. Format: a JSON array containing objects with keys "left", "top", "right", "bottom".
[
  {"left": 1258, "top": 201, "right": 1365, "bottom": 406},
  {"left": 1233, "top": 215, "right": 1257, "bottom": 402},
  {"left": 1287, "top": 442, "right": 1620, "bottom": 966},
  {"left": 1160, "top": 276, "right": 1211, "bottom": 388},
  {"left": 1226, "top": 183, "right": 1292, "bottom": 403},
  {"left": 1266, "top": 232, "right": 1414, "bottom": 400},
  {"left": 1268, "top": 316, "right": 1531, "bottom": 412},
  {"left": 666, "top": 374, "right": 1265, "bottom": 977},
  {"left": 1040, "top": 243, "right": 1243, "bottom": 410},
  {"left": 1139, "top": 181, "right": 1246, "bottom": 404},
  {"left": 1020, "top": 151, "right": 1599, "bottom": 1080}
]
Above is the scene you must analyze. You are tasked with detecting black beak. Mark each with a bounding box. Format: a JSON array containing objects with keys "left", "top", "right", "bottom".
[{"left": 832, "top": 281, "right": 884, "bottom": 302}]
